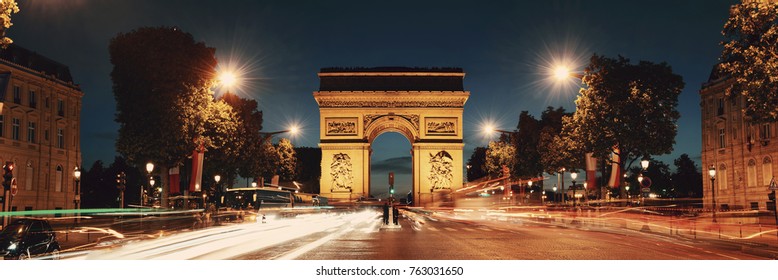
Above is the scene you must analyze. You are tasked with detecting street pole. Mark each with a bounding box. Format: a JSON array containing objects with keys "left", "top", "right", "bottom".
[{"left": 711, "top": 176, "right": 717, "bottom": 223}]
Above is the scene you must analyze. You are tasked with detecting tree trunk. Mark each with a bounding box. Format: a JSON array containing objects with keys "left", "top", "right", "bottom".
[{"left": 161, "top": 165, "right": 169, "bottom": 208}]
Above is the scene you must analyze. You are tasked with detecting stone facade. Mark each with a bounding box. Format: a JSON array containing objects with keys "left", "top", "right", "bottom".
[
  {"left": 314, "top": 68, "right": 468, "bottom": 205},
  {"left": 700, "top": 69, "right": 776, "bottom": 211},
  {"left": 0, "top": 44, "right": 82, "bottom": 212}
]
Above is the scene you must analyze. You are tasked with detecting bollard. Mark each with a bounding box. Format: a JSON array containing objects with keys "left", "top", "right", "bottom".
[{"left": 739, "top": 222, "right": 742, "bottom": 238}]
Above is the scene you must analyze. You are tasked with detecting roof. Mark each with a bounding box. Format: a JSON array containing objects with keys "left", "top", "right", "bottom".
[
  {"left": 318, "top": 66, "right": 465, "bottom": 91},
  {"left": 0, "top": 44, "right": 74, "bottom": 84}
]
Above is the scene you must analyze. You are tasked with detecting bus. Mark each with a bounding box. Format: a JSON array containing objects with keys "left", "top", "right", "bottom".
[
  {"left": 292, "top": 192, "right": 328, "bottom": 206},
  {"left": 221, "top": 187, "right": 294, "bottom": 210}
]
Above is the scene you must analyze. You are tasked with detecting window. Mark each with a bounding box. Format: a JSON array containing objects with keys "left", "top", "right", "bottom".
[
  {"left": 57, "top": 99, "right": 64, "bottom": 117},
  {"left": 13, "top": 86, "right": 20, "bottom": 104},
  {"left": 44, "top": 129, "right": 48, "bottom": 141},
  {"left": 55, "top": 165, "right": 62, "bottom": 192},
  {"left": 28, "top": 90, "right": 36, "bottom": 108},
  {"left": 27, "top": 122, "right": 35, "bottom": 143},
  {"left": 718, "top": 128, "right": 726, "bottom": 148},
  {"left": 57, "top": 128, "right": 64, "bottom": 148},
  {"left": 763, "top": 157, "right": 773, "bottom": 186},
  {"left": 719, "top": 164, "right": 727, "bottom": 190},
  {"left": 0, "top": 115, "right": 4, "bottom": 138},
  {"left": 25, "top": 163, "right": 32, "bottom": 191},
  {"left": 11, "top": 118, "right": 20, "bottom": 141},
  {"left": 45, "top": 96, "right": 49, "bottom": 108},
  {"left": 761, "top": 124, "right": 772, "bottom": 140},
  {"left": 748, "top": 159, "right": 757, "bottom": 187},
  {"left": 717, "top": 98, "right": 724, "bottom": 115}
]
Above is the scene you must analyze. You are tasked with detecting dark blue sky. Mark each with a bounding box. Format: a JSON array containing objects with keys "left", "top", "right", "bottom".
[{"left": 9, "top": 1, "right": 735, "bottom": 193}]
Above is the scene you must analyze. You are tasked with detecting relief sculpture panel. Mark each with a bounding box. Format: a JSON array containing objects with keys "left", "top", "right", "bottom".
[
  {"left": 326, "top": 118, "right": 357, "bottom": 136},
  {"left": 330, "top": 153, "right": 354, "bottom": 192},
  {"left": 425, "top": 117, "right": 457, "bottom": 135},
  {"left": 428, "top": 150, "right": 453, "bottom": 190}
]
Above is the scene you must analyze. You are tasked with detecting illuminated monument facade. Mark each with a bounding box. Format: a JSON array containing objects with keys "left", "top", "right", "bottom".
[{"left": 314, "top": 67, "right": 469, "bottom": 206}]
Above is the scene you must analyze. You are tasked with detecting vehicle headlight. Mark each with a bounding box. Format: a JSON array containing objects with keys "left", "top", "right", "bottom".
[{"left": 7, "top": 242, "right": 17, "bottom": 251}]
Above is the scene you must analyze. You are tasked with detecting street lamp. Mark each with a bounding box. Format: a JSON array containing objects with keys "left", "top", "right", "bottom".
[
  {"left": 251, "top": 181, "right": 258, "bottom": 188},
  {"left": 570, "top": 171, "right": 578, "bottom": 207},
  {"left": 641, "top": 158, "right": 650, "bottom": 170},
  {"left": 527, "top": 180, "right": 533, "bottom": 205},
  {"left": 583, "top": 182, "right": 588, "bottom": 206},
  {"left": 559, "top": 168, "right": 566, "bottom": 205},
  {"left": 73, "top": 166, "right": 81, "bottom": 222},
  {"left": 144, "top": 162, "right": 154, "bottom": 207},
  {"left": 552, "top": 186, "right": 557, "bottom": 204},
  {"left": 625, "top": 185, "right": 631, "bottom": 206},
  {"left": 708, "top": 165, "right": 717, "bottom": 223}
]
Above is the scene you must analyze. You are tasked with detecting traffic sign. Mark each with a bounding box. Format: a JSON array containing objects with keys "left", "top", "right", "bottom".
[
  {"left": 10, "top": 178, "right": 17, "bottom": 196},
  {"left": 770, "top": 177, "right": 777, "bottom": 190},
  {"left": 641, "top": 187, "right": 651, "bottom": 193}
]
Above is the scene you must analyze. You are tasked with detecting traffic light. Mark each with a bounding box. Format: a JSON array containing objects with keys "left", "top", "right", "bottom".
[
  {"left": 2, "top": 161, "right": 13, "bottom": 191},
  {"left": 390, "top": 187, "right": 394, "bottom": 195},
  {"left": 116, "top": 172, "right": 126, "bottom": 191},
  {"left": 769, "top": 191, "right": 776, "bottom": 201}
]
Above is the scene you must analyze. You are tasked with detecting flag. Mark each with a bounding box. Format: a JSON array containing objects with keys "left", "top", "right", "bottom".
[
  {"left": 607, "top": 146, "right": 621, "bottom": 188},
  {"left": 169, "top": 166, "right": 180, "bottom": 194},
  {"left": 585, "top": 153, "right": 597, "bottom": 190},
  {"left": 189, "top": 143, "right": 205, "bottom": 192}
]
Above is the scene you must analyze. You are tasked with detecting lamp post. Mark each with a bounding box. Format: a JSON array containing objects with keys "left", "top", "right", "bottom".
[
  {"left": 708, "top": 165, "right": 717, "bottom": 223},
  {"left": 145, "top": 162, "right": 154, "bottom": 207},
  {"left": 640, "top": 159, "right": 650, "bottom": 206},
  {"left": 527, "top": 180, "right": 533, "bottom": 205},
  {"left": 559, "top": 168, "right": 566, "bottom": 205},
  {"left": 570, "top": 171, "right": 578, "bottom": 207},
  {"left": 73, "top": 166, "right": 81, "bottom": 223},
  {"left": 583, "top": 182, "right": 588, "bottom": 206},
  {"left": 552, "top": 186, "right": 557, "bottom": 204},
  {"left": 625, "top": 185, "right": 630, "bottom": 206},
  {"left": 149, "top": 178, "right": 156, "bottom": 207}
]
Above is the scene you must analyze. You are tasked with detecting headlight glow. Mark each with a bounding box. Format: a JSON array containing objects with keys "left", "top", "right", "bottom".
[{"left": 7, "top": 242, "right": 17, "bottom": 251}]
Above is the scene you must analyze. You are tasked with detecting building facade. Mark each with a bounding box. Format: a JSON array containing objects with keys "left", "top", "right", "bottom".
[
  {"left": 700, "top": 69, "right": 776, "bottom": 211},
  {"left": 0, "top": 44, "right": 82, "bottom": 212}
]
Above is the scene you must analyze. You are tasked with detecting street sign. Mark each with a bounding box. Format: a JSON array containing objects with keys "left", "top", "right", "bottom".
[
  {"left": 769, "top": 177, "right": 777, "bottom": 190},
  {"left": 641, "top": 187, "right": 651, "bottom": 193},
  {"left": 10, "top": 178, "right": 17, "bottom": 196}
]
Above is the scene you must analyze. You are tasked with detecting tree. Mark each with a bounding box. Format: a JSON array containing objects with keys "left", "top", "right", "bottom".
[
  {"left": 294, "top": 147, "right": 322, "bottom": 193},
  {"left": 202, "top": 100, "right": 240, "bottom": 195},
  {"left": 560, "top": 54, "right": 684, "bottom": 179},
  {"left": 110, "top": 26, "right": 218, "bottom": 207},
  {"left": 275, "top": 138, "right": 297, "bottom": 181},
  {"left": 0, "top": 0, "right": 18, "bottom": 48},
  {"left": 539, "top": 107, "right": 574, "bottom": 175},
  {"left": 466, "top": 147, "right": 488, "bottom": 181},
  {"left": 510, "top": 111, "right": 542, "bottom": 179},
  {"left": 672, "top": 154, "right": 703, "bottom": 198},
  {"left": 485, "top": 140, "right": 516, "bottom": 178},
  {"left": 256, "top": 140, "right": 279, "bottom": 181},
  {"left": 720, "top": 1, "right": 778, "bottom": 124},
  {"left": 644, "top": 159, "right": 672, "bottom": 197},
  {"left": 220, "top": 92, "right": 265, "bottom": 185}
]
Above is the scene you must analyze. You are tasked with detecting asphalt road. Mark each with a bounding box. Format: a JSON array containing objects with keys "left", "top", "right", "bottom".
[{"left": 235, "top": 209, "right": 770, "bottom": 260}]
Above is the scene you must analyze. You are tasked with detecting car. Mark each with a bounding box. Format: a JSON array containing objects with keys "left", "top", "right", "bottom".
[{"left": 0, "top": 218, "right": 60, "bottom": 260}]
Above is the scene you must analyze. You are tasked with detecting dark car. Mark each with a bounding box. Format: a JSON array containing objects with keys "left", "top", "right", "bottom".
[{"left": 0, "top": 218, "right": 60, "bottom": 260}]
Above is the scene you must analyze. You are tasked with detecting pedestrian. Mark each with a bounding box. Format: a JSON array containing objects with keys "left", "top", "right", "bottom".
[
  {"left": 383, "top": 203, "right": 389, "bottom": 225},
  {"left": 393, "top": 206, "right": 399, "bottom": 225}
]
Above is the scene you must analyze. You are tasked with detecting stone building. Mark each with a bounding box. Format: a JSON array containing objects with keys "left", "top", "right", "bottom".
[
  {"left": 700, "top": 68, "right": 776, "bottom": 211},
  {"left": 0, "top": 44, "right": 82, "bottom": 212}
]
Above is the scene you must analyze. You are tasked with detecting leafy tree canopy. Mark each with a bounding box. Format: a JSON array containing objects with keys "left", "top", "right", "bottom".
[{"left": 720, "top": 1, "right": 778, "bottom": 123}]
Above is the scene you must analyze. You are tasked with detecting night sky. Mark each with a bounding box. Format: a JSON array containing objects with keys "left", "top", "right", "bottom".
[{"left": 8, "top": 1, "right": 736, "bottom": 195}]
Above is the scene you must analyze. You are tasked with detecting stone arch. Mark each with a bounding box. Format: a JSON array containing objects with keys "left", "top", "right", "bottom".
[
  {"left": 364, "top": 115, "right": 418, "bottom": 144},
  {"left": 315, "top": 67, "right": 469, "bottom": 206}
]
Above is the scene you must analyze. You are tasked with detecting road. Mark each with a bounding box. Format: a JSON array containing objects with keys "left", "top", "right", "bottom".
[
  {"left": 238, "top": 209, "right": 768, "bottom": 260},
  {"left": 61, "top": 207, "right": 775, "bottom": 260}
]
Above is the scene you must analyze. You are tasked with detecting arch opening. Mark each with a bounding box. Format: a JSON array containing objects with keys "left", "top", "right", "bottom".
[{"left": 369, "top": 132, "right": 412, "bottom": 201}]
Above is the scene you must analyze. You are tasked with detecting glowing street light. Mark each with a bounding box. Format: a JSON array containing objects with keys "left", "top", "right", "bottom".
[
  {"left": 570, "top": 171, "right": 578, "bottom": 207},
  {"left": 708, "top": 165, "right": 717, "bottom": 223}
]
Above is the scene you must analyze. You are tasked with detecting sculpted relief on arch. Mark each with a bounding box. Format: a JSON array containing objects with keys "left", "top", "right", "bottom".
[
  {"left": 330, "top": 153, "right": 354, "bottom": 192},
  {"left": 428, "top": 150, "right": 453, "bottom": 190}
]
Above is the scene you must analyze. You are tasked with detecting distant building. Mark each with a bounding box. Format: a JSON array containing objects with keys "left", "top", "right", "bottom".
[
  {"left": 700, "top": 67, "right": 775, "bottom": 211},
  {"left": 0, "top": 44, "right": 82, "bottom": 212}
]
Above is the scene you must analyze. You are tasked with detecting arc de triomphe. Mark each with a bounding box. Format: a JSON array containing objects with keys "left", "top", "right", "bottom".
[{"left": 314, "top": 67, "right": 469, "bottom": 206}]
